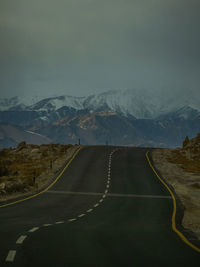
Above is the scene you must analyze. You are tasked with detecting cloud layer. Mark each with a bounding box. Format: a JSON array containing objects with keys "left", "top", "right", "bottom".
[{"left": 1, "top": 0, "right": 200, "bottom": 97}]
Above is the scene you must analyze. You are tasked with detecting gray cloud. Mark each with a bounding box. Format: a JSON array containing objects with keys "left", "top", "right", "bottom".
[{"left": 0, "top": 0, "right": 200, "bottom": 97}]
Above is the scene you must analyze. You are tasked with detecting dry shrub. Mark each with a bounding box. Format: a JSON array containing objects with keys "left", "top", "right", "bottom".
[{"left": 0, "top": 143, "right": 74, "bottom": 195}]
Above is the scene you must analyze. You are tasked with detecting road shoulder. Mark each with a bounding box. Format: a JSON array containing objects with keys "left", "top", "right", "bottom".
[{"left": 151, "top": 148, "right": 200, "bottom": 248}]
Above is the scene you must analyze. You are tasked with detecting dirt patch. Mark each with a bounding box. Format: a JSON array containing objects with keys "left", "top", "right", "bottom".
[
  {"left": 152, "top": 148, "right": 200, "bottom": 240},
  {"left": 0, "top": 142, "right": 81, "bottom": 202}
]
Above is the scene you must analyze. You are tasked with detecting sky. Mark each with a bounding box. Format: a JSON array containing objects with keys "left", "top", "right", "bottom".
[{"left": 0, "top": 0, "right": 200, "bottom": 98}]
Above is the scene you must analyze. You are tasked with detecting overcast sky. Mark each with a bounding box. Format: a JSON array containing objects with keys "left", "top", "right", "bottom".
[{"left": 0, "top": 0, "right": 200, "bottom": 98}]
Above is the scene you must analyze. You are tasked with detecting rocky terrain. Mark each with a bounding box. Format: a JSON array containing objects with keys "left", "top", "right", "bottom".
[
  {"left": 0, "top": 142, "right": 79, "bottom": 201},
  {"left": 152, "top": 133, "right": 200, "bottom": 240}
]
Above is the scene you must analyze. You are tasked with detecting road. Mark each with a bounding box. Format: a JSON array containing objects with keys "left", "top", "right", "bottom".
[{"left": 0, "top": 146, "right": 199, "bottom": 266}]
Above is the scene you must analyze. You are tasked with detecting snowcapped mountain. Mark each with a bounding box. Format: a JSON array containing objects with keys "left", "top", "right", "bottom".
[
  {"left": 1, "top": 89, "right": 200, "bottom": 147},
  {"left": 29, "top": 95, "right": 86, "bottom": 112},
  {"left": 86, "top": 88, "right": 200, "bottom": 119},
  {"left": 1, "top": 88, "right": 200, "bottom": 119},
  {"left": 82, "top": 89, "right": 170, "bottom": 118},
  {"left": 0, "top": 95, "right": 45, "bottom": 111},
  {"left": 159, "top": 105, "right": 200, "bottom": 120}
]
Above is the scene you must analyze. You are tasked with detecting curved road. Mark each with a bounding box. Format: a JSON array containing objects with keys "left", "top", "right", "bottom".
[{"left": 0, "top": 146, "right": 199, "bottom": 266}]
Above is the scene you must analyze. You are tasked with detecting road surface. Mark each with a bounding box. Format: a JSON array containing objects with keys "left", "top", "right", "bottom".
[{"left": 0, "top": 146, "right": 199, "bottom": 266}]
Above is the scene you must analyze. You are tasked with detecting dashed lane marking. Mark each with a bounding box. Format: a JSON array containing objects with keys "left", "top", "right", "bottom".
[
  {"left": 29, "top": 227, "right": 39, "bottom": 233},
  {"left": 78, "top": 214, "right": 85, "bottom": 218},
  {"left": 55, "top": 221, "right": 65, "bottom": 224},
  {"left": 6, "top": 250, "right": 16, "bottom": 262},
  {"left": 16, "top": 235, "right": 27, "bottom": 244},
  {"left": 68, "top": 218, "right": 76, "bottom": 222},
  {"left": 87, "top": 209, "right": 93, "bottom": 213},
  {"left": 5, "top": 149, "right": 118, "bottom": 263}
]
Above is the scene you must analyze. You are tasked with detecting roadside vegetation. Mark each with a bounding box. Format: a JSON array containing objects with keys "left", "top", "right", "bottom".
[{"left": 0, "top": 142, "right": 78, "bottom": 200}]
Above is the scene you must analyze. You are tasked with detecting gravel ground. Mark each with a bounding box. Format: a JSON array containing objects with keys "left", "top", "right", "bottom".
[{"left": 152, "top": 149, "right": 200, "bottom": 240}]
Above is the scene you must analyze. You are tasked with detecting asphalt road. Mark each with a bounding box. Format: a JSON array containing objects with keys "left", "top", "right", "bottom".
[{"left": 0, "top": 146, "right": 199, "bottom": 266}]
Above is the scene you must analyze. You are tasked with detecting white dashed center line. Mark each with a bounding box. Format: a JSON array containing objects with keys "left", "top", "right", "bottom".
[
  {"left": 68, "top": 218, "right": 76, "bottom": 222},
  {"left": 6, "top": 250, "right": 16, "bottom": 262},
  {"left": 29, "top": 227, "right": 39, "bottom": 233},
  {"left": 78, "top": 214, "right": 85, "bottom": 218},
  {"left": 6, "top": 149, "right": 119, "bottom": 264},
  {"left": 16, "top": 235, "right": 27, "bottom": 244},
  {"left": 87, "top": 209, "right": 93, "bottom": 213}
]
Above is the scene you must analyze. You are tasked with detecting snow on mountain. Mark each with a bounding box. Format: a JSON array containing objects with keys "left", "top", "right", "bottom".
[
  {"left": 30, "top": 95, "right": 85, "bottom": 112},
  {"left": 1, "top": 89, "right": 200, "bottom": 119},
  {"left": 83, "top": 88, "right": 200, "bottom": 119},
  {"left": 0, "top": 96, "right": 45, "bottom": 111},
  {"left": 83, "top": 89, "right": 161, "bottom": 118},
  {"left": 163, "top": 105, "right": 200, "bottom": 120}
]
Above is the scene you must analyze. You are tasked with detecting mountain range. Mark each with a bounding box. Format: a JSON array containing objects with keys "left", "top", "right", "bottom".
[{"left": 0, "top": 89, "right": 200, "bottom": 148}]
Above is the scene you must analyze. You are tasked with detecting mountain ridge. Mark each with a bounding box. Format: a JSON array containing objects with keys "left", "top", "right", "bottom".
[
  {"left": 1, "top": 89, "right": 200, "bottom": 148},
  {"left": 1, "top": 89, "right": 200, "bottom": 119}
]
